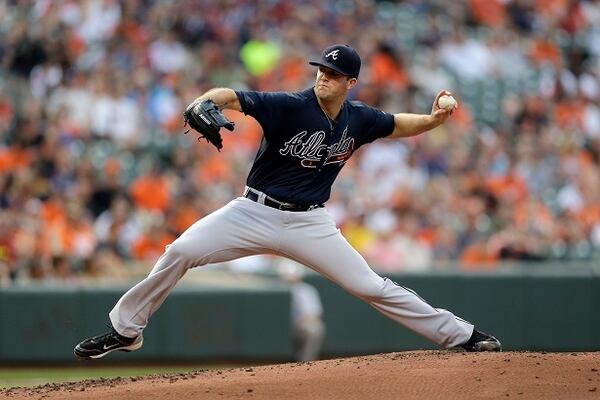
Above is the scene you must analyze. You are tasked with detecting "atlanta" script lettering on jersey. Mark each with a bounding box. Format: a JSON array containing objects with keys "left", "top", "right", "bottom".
[{"left": 279, "top": 126, "right": 355, "bottom": 168}]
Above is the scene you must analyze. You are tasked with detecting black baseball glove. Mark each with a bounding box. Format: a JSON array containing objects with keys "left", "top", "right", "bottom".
[{"left": 183, "top": 99, "right": 235, "bottom": 151}]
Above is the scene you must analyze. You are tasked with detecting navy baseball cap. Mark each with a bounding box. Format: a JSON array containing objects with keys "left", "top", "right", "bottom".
[{"left": 309, "top": 44, "right": 361, "bottom": 78}]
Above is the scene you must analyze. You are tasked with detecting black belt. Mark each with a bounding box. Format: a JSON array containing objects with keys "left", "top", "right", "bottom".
[{"left": 244, "top": 189, "right": 323, "bottom": 212}]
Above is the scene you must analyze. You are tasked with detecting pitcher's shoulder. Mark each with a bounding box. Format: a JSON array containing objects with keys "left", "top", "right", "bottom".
[
  {"left": 348, "top": 99, "right": 375, "bottom": 111},
  {"left": 347, "top": 100, "right": 386, "bottom": 118},
  {"left": 287, "top": 87, "right": 317, "bottom": 102}
]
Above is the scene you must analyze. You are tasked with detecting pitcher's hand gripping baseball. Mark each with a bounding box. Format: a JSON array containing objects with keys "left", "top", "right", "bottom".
[{"left": 183, "top": 99, "right": 235, "bottom": 151}]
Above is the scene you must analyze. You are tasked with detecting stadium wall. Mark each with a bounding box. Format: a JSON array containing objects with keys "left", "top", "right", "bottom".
[{"left": 0, "top": 269, "right": 598, "bottom": 362}]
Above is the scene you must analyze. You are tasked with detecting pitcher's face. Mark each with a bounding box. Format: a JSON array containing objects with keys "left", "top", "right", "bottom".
[{"left": 314, "top": 66, "right": 356, "bottom": 101}]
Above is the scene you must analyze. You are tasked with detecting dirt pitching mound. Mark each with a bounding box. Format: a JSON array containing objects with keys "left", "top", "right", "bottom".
[{"left": 2, "top": 351, "right": 600, "bottom": 400}]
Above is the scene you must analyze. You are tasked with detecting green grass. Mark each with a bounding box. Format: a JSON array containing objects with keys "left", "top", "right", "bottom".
[{"left": 0, "top": 364, "right": 241, "bottom": 389}]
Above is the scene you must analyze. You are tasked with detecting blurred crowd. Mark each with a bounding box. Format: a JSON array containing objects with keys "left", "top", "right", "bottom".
[{"left": 1, "top": 0, "right": 600, "bottom": 284}]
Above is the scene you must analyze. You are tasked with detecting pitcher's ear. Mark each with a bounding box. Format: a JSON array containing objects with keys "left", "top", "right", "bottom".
[{"left": 347, "top": 78, "right": 357, "bottom": 90}]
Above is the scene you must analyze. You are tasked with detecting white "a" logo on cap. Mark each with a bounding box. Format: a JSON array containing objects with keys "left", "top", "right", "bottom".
[{"left": 325, "top": 49, "right": 340, "bottom": 60}]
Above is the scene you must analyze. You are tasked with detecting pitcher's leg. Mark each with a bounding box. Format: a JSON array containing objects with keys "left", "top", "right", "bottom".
[
  {"left": 282, "top": 213, "right": 473, "bottom": 348},
  {"left": 110, "top": 199, "right": 279, "bottom": 338},
  {"left": 110, "top": 245, "right": 255, "bottom": 337},
  {"left": 368, "top": 276, "right": 473, "bottom": 347}
]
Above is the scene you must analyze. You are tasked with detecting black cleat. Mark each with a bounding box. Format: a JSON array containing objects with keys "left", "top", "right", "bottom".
[
  {"left": 462, "top": 328, "right": 502, "bottom": 352},
  {"left": 74, "top": 329, "right": 143, "bottom": 360}
]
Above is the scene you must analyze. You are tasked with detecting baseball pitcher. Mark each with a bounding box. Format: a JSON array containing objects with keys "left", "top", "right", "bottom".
[{"left": 74, "top": 44, "right": 501, "bottom": 360}]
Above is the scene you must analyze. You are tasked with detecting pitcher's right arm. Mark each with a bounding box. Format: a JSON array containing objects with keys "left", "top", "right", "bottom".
[{"left": 193, "top": 88, "right": 242, "bottom": 112}]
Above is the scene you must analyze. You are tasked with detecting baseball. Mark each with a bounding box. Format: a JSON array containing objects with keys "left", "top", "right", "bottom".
[{"left": 438, "top": 94, "right": 457, "bottom": 110}]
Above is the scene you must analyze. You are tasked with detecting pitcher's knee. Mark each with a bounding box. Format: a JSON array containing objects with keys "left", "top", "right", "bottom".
[
  {"left": 164, "top": 239, "right": 201, "bottom": 262},
  {"left": 347, "top": 279, "right": 386, "bottom": 299}
]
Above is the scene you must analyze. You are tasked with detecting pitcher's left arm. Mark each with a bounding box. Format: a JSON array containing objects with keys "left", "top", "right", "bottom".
[{"left": 388, "top": 90, "right": 457, "bottom": 139}]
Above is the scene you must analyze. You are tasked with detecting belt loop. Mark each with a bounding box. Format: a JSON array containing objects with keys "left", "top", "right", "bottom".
[{"left": 257, "top": 191, "right": 266, "bottom": 205}]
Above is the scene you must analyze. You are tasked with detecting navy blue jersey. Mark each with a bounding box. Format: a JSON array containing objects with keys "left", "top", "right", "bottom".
[{"left": 235, "top": 87, "right": 395, "bottom": 205}]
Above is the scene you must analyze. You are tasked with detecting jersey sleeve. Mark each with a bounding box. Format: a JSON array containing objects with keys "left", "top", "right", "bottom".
[
  {"left": 235, "top": 90, "right": 291, "bottom": 142},
  {"left": 357, "top": 104, "right": 395, "bottom": 145}
]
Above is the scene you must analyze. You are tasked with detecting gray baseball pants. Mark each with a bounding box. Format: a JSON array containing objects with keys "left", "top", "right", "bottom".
[{"left": 110, "top": 195, "right": 474, "bottom": 348}]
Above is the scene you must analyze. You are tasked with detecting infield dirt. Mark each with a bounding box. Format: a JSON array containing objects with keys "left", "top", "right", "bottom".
[{"left": 1, "top": 351, "right": 599, "bottom": 399}]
